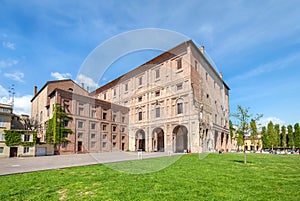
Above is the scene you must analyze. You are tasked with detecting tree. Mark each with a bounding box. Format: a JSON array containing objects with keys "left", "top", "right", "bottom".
[
  {"left": 21, "top": 116, "right": 39, "bottom": 131},
  {"left": 249, "top": 119, "right": 258, "bottom": 150},
  {"left": 294, "top": 123, "right": 300, "bottom": 149},
  {"left": 274, "top": 124, "right": 280, "bottom": 148},
  {"left": 261, "top": 126, "right": 268, "bottom": 148},
  {"left": 46, "top": 104, "right": 73, "bottom": 154},
  {"left": 231, "top": 105, "right": 263, "bottom": 164},
  {"left": 287, "top": 125, "right": 293, "bottom": 149},
  {"left": 267, "top": 121, "right": 278, "bottom": 151},
  {"left": 281, "top": 125, "right": 286, "bottom": 148}
]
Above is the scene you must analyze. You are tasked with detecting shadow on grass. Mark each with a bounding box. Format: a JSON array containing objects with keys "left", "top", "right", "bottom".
[{"left": 232, "top": 160, "right": 253, "bottom": 164}]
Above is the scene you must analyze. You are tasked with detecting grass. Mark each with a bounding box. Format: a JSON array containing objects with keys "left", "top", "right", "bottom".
[{"left": 0, "top": 153, "right": 299, "bottom": 200}]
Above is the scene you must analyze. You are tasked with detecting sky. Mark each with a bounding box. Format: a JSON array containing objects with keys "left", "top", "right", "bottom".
[{"left": 0, "top": 0, "right": 299, "bottom": 126}]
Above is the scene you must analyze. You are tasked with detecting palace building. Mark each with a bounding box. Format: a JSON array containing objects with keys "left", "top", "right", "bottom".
[{"left": 31, "top": 40, "right": 231, "bottom": 154}]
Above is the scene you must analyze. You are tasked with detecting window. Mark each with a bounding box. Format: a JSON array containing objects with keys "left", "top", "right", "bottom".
[
  {"left": 112, "top": 125, "right": 117, "bottom": 132},
  {"left": 155, "top": 90, "right": 160, "bottom": 97},
  {"left": 102, "top": 124, "right": 107, "bottom": 131},
  {"left": 113, "top": 142, "right": 116, "bottom": 148},
  {"left": 177, "top": 59, "right": 182, "bottom": 70},
  {"left": 63, "top": 133, "right": 68, "bottom": 138},
  {"left": 177, "top": 83, "right": 183, "bottom": 90},
  {"left": 195, "top": 60, "right": 198, "bottom": 71},
  {"left": 0, "top": 134, "right": 4, "bottom": 141},
  {"left": 113, "top": 88, "right": 117, "bottom": 96},
  {"left": 113, "top": 114, "right": 117, "bottom": 122},
  {"left": 156, "top": 107, "right": 160, "bottom": 118},
  {"left": 91, "top": 110, "right": 96, "bottom": 118},
  {"left": 0, "top": 147, "right": 3, "bottom": 154},
  {"left": 0, "top": 118, "right": 6, "bottom": 128},
  {"left": 91, "top": 141, "right": 96, "bottom": 148},
  {"left": 122, "top": 116, "right": 125, "bottom": 123},
  {"left": 78, "top": 107, "right": 84, "bottom": 116},
  {"left": 138, "top": 96, "right": 142, "bottom": 102},
  {"left": 207, "top": 94, "right": 209, "bottom": 99},
  {"left": 103, "top": 92, "right": 107, "bottom": 100},
  {"left": 103, "top": 112, "right": 107, "bottom": 120},
  {"left": 64, "top": 120, "right": 69, "bottom": 127},
  {"left": 102, "top": 142, "right": 107, "bottom": 148},
  {"left": 40, "top": 111, "right": 43, "bottom": 122},
  {"left": 177, "top": 102, "right": 183, "bottom": 114},
  {"left": 206, "top": 72, "right": 208, "bottom": 80},
  {"left": 91, "top": 123, "right": 96, "bottom": 130},
  {"left": 155, "top": 69, "right": 160, "bottom": 79},
  {"left": 102, "top": 134, "right": 107, "bottom": 140},
  {"left": 62, "top": 142, "right": 68, "bottom": 148},
  {"left": 23, "top": 147, "right": 29, "bottom": 154},
  {"left": 122, "top": 135, "right": 125, "bottom": 141},
  {"left": 78, "top": 132, "right": 83, "bottom": 138},
  {"left": 24, "top": 134, "right": 30, "bottom": 142},
  {"left": 215, "top": 114, "right": 217, "bottom": 123},
  {"left": 121, "top": 127, "right": 125, "bottom": 132},
  {"left": 139, "top": 76, "right": 142, "bottom": 85},
  {"left": 91, "top": 133, "right": 96, "bottom": 139},
  {"left": 125, "top": 83, "right": 128, "bottom": 91},
  {"left": 113, "top": 135, "right": 117, "bottom": 140},
  {"left": 138, "top": 111, "right": 142, "bottom": 121},
  {"left": 78, "top": 121, "right": 83, "bottom": 129}
]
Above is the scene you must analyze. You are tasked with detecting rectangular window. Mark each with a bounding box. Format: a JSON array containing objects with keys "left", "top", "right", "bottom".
[
  {"left": 78, "top": 107, "right": 84, "bottom": 116},
  {"left": 155, "top": 69, "right": 160, "bottom": 79},
  {"left": 91, "top": 141, "right": 96, "bottom": 148},
  {"left": 62, "top": 142, "right": 68, "bottom": 148},
  {"left": 91, "top": 123, "right": 96, "bottom": 130},
  {"left": 138, "top": 96, "right": 142, "bottom": 102},
  {"left": 103, "top": 112, "right": 107, "bottom": 120},
  {"left": 0, "top": 134, "right": 4, "bottom": 141},
  {"left": 177, "top": 102, "right": 183, "bottom": 114},
  {"left": 91, "top": 133, "right": 96, "bottom": 139},
  {"left": 138, "top": 111, "right": 142, "bottom": 121},
  {"left": 64, "top": 120, "right": 69, "bottom": 127},
  {"left": 102, "top": 142, "right": 107, "bottom": 148},
  {"left": 103, "top": 92, "right": 107, "bottom": 100},
  {"left": 24, "top": 135, "right": 30, "bottom": 142},
  {"left": 23, "top": 147, "right": 29, "bottom": 154},
  {"left": 121, "top": 127, "right": 125, "bottom": 132},
  {"left": 177, "top": 59, "right": 182, "bottom": 70},
  {"left": 113, "top": 142, "right": 117, "bottom": 148},
  {"left": 102, "top": 124, "right": 107, "bottom": 131},
  {"left": 0, "top": 118, "right": 6, "bottom": 128},
  {"left": 91, "top": 110, "right": 96, "bottom": 118},
  {"left": 125, "top": 83, "right": 128, "bottom": 91},
  {"left": 139, "top": 77, "right": 142, "bottom": 85},
  {"left": 155, "top": 90, "right": 160, "bottom": 97},
  {"left": 102, "top": 134, "right": 107, "bottom": 140},
  {"left": 0, "top": 147, "right": 3, "bottom": 154},
  {"left": 113, "top": 114, "right": 117, "bottom": 122},
  {"left": 156, "top": 107, "right": 160, "bottom": 118},
  {"left": 78, "top": 121, "right": 83, "bottom": 129},
  {"left": 195, "top": 60, "right": 198, "bottom": 71},
  {"left": 177, "top": 83, "right": 183, "bottom": 90},
  {"left": 122, "top": 116, "right": 125, "bottom": 123},
  {"left": 113, "top": 135, "right": 117, "bottom": 140},
  {"left": 113, "top": 88, "right": 117, "bottom": 96},
  {"left": 112, "top": 125, "right": 117, "bottom": 132},
  {"left": 78, "top": 132, "right": 83, "bottom": 138},
  {"left": 122, "top": 135, "right": 125, "bottom": 141}
]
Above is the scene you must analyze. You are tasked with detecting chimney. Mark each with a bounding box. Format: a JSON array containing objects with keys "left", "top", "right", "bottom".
[
  {"left": 34, "top": 86, "right": 38, "bottom": 96},
  {"left": 200, "top": 46, "right": 205, "bottom": 54},
  {"left": 219, "top": 73, "right": 223, "bottom": 79},
  {"left": 86, "top": 86, "right": 89, "bottom": 92},
  {"left": 81, "top": 83, "right": 84, "bottom": 89}
]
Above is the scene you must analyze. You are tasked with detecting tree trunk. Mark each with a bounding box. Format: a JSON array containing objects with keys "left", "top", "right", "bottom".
[{"left": 244, "top": 149, "right": 247, "bottom": 164}]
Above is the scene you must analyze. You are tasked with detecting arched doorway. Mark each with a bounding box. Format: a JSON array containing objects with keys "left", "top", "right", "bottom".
[
  {"left": 153, "top": 128, "right": 164, "bottom": 152},
  {"left": 135, "top": 129, "right": 145, "bottom": 151},
  {"left": 173, "top": 125, "right": 188, "bottom": 153}
]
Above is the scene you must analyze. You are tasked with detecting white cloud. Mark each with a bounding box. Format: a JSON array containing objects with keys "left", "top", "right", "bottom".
[
  {"left": 0, "top": 59, "right": 18, "bottom": 68},
  {"left": 0, "top": 85, "right": 9, "bottom": 97},
  {"left": 13, "top": 95, "right": 32, "bottom": 115},
  {"left": 2, "top": 41, "right": 16, "bottom": 50},
  {"left": 76, "top": 74, "right": 99, "bottom": 89},
  {"left": 259, "top": 117, "right": 286, "bottom": 127},
  {"left": 4, "top": 71, "right": 24, "bottom": 82},
  {"left": 51, "top": 72, "right": 72, "bottom": 80}
]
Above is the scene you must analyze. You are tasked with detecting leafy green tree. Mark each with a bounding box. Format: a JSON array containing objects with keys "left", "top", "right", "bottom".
[
  {"left": 229, "top": 120, "right": 234, "bottom": 140},
  {"left": 287, "top": 125, "right": 293, "bottom": 149},
  {"left": 281, "top": 125, "right": 286, "bottom": 148},
  {"left": 294, "top": 123, "right": 300, "bottom": 149},
  {"left": 231, "top": 105, "right": 262, "bottom": 164},
  {"left": 267, "top": 121, "right": 277, "bottom": 150},
  {"left": 261, "top": 126, "right": 268, "bottom": 148},
  {"left": 249, "top": 119, "right": 258, "bottom": 150},
  {"left": 274, "top": 124, "right": 280, "bottom": 148},
  {"left": 46, "top": 104, "right": 73, "bottom": 154}
]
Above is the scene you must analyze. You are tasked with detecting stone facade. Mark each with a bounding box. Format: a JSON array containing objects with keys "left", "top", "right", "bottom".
[{"left": 31, "top": 40, "right": 231, "bottom": 154}]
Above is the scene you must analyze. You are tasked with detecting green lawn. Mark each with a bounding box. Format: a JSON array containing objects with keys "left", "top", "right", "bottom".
[{"left": 0, "top": 153, "right": 299, "bottom": 200}]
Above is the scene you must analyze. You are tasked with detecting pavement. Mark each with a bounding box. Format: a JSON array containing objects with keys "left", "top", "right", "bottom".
[{"left": 0, "top": 151, "right": 181, "bottom": 176}]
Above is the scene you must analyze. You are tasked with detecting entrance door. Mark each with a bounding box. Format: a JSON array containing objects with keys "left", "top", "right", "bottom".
[
  {"left": 10, "top": 147, "right": 18, "bottom": 157},
  {"left": 78, "top": 141, "right": 83, "bottom": 152},
  {"left": 122, "top": 143, "right": 125, "bottom": 151},
  {"left": 138, "top": 139, "right": 145, "bottom": 151},
  {"left": 157, "top": 132, "right": 164, "bottom": 152}
]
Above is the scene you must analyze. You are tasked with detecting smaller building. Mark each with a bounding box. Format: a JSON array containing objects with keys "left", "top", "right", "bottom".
[{"left": 0, "top": 103, "right": 13, "bottom": 157}]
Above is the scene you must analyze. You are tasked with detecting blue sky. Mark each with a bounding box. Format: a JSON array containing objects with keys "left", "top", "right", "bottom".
[{"left": 0, "top": 0, "right": 299, "bottom": 126}]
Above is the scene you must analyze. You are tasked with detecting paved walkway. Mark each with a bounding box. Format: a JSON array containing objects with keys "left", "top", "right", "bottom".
[{"left": 0, "top": 152, "right": 180, "bottom": 176}]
